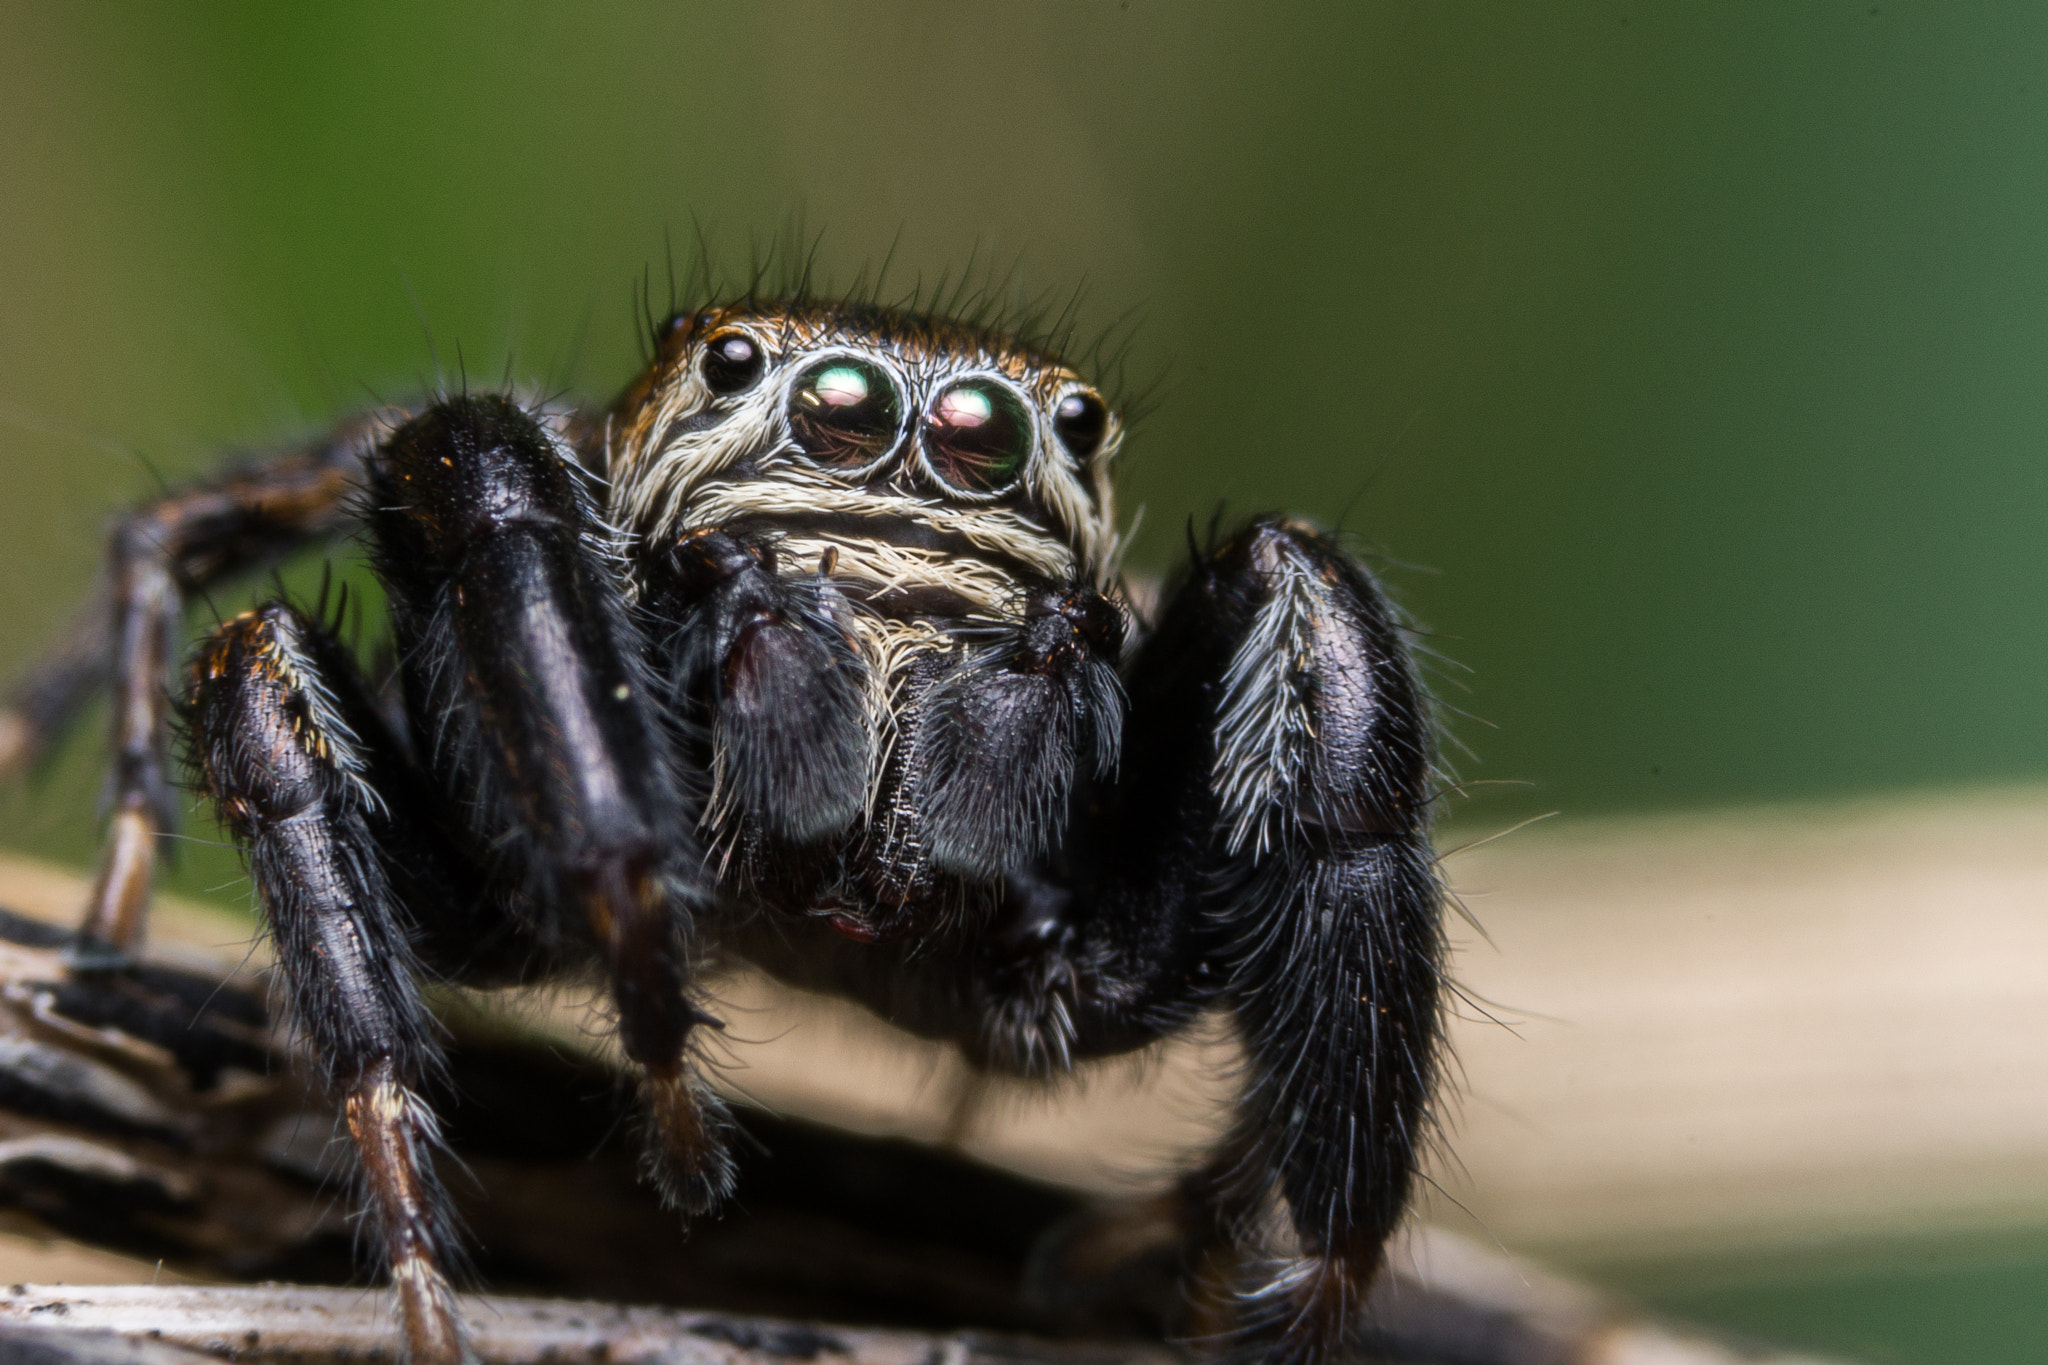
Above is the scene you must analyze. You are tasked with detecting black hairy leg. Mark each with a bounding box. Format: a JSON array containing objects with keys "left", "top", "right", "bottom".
[
  {"left": 365, "top": 395, "right": 734, "bottom": 1214},
  {"left": 0, "top": 416, "right": 380, "bottom": 961},
  {"left": 825, "top": 519, "right": 1444, "bottom": 1362},
  {"left": 187, "top": 603, "right": 468, "bottom": 1365},
  {"left": 1171, "top": 521, "right": 1443, "bottom": 1365}
]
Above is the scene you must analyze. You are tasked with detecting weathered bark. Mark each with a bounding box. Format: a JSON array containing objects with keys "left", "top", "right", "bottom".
[
  {"left": 0, "top": 1289, "right": 1173, "bottom": 1365},
  {"left": 0, "top": 903, "right": 1855, "bottom": 1365}
]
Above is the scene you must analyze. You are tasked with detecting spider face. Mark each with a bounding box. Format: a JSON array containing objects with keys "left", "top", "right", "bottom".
[
  {"left": 602, "top": 305, "right": 1133, "bottom": 943},
  {"left": 610, "top": 303, "right": 1124, "bottom": 606},
  {"left": 6, "top": 288, "right": 1446, "bottom": 1365}
]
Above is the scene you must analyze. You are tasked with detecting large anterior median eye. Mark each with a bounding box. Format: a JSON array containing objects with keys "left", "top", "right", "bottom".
[
  {"left": 787, "top": 357, "right": 903, "bottom": 470},
  {"left": 922, "top": 380, "right": 1032, "bottom": 494}
]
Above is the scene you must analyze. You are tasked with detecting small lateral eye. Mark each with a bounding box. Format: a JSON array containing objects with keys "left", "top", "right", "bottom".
[
  {"left": 701, "top": 332, "right": 765, "bottom": 395},
  {"left": 788, "top": 357, "right": 903, "bottom": 469},
  {"left": 1053, "top": 390, "right": 1109, "bottom": 460},
  {"left": 924, "top": 380, "right": 1032, "bottom": 494}
]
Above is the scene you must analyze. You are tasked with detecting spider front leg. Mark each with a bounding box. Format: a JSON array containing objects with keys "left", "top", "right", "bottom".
[
  {"left": 188, "top": 604, "right": 468, "bottom": 1365},
  {"left": 1175, "top": 520, "right": 1444, "bottom": 1364},
  {"left": 0, "top": 419, "right": 376, "bottom": 961},
  {"left": 948, "top": 521, "right": 1444, "bottom": 1363},
  {"left": 365, "top": 395, "right": 734, "bottom": 1213}
]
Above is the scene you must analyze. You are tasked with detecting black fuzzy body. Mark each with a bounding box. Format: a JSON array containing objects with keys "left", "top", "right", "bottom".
[{"left": 9, "top": 298, "right": 1448, "bottom": 1365}]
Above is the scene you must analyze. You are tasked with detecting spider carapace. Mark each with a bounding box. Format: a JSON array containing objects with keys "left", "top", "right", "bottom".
[{"left": 1, "top": 294, "right": 1447, "bottom": 1365}]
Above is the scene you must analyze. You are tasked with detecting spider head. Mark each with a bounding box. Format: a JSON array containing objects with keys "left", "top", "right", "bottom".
[{"left": 607, "top": 301, "right": 1124, "bottom": 601}]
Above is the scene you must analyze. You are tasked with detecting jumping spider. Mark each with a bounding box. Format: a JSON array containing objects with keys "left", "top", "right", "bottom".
[{"left": 0, "top": 292, "right": 1446, "bottom": 1365}]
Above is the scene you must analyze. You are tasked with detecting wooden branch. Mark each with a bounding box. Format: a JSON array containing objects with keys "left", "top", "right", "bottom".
[
  {"left": 0, "top": 1286, "right": 1173, "bottom": 1365},
  {"left": 0, "top": 851, "right": 1874, "bottom": 1364},
  {"left": 0, "top": 1261, "right": 1850, "bottom": 1365}
]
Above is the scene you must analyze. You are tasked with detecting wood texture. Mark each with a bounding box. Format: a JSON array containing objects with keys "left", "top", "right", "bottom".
[
  {"left": 0, "top": 1274, "right": 1849, "bottom": 1365},
  {"left": 0, "top": 835, "right": 1892, "bottom": 1364}
]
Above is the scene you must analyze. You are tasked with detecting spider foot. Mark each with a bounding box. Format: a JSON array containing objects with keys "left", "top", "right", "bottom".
[
  {"left": 347, "top": 1060, "right": 474, "bottom": 1365},
  {"left": 638, "top": 1065, "right": 739, "bottom": 1217},
  {"left": 972, "top": 916, "right": 1089, "bottom": 1078},
  {"left": 1210, "top": 1249, "right": 1382, "bottom": 1365}
]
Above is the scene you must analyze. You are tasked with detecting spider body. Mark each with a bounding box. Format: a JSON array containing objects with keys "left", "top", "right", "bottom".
[
  {"left": 3, "top": 295, "right": 1447, "bottom": 1365},
  {"left": 611, "top": 304, "right": 1127, "bottom": 951}
]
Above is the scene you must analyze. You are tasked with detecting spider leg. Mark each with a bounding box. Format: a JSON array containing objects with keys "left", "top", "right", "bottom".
[
  {"left": 867, "top": 520, "right": 1443, "bottom": 1363},
  {"left": 365, "top": 394, "right": 734, "bottom": 1214},
  {"left": 187, "top": 603, "right": 469, "bottom": 1365},
  {"left": 0, "top": 597, "right": 110, "bottom": 782},
  {"left": 0, "top": 414, "right": 382, "bottom": 960},
  {"left": 1169, "top": 519, "right": 1443, "bottom": 1364}
]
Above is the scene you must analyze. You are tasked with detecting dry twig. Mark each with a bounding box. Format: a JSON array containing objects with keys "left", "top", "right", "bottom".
[{"left": 0, "top": 893, "right": 1854, "bottom": 1365}]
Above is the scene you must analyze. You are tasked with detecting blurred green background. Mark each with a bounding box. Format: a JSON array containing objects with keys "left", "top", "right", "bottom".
[{"left": 3, "top": 3, "right": 2045, "bottom": 1360}]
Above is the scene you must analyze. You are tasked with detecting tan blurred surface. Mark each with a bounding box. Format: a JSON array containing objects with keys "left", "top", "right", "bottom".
[
  {"left": 0, "top": 1221, "right": 180, "bottom": 1286},
  {"left": 3, "top": 786, "right": 2046, "bottom": 1280},
  {"left": 1431, "top": 791, "right": 2048, "bottom": 1265}
]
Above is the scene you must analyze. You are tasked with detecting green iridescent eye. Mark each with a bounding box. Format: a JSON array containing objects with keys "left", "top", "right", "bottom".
[
  {"left": 922, "top": 380, "right": 1032, "bottom": 494},
  {"left": 787, "top": 357, "right": 903, "bottom": 470}
]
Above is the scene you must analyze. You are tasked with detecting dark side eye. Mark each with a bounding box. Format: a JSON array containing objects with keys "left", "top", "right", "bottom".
[
  {"left": 787, "top": 357, "right": 903, "bottom": 469},
  {"left": 701, "top": 332, "right": 765, "bottom": 396},
  {"left": 1053, "top": 390, "right": 1109, "bottom": 460},
  {"left": 923, "top": 380, "right": 1032, "bottom": 493}
]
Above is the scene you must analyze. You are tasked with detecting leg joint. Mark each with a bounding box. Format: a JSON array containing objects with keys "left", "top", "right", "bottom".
[{"left": 372, "top": 395, "right": 588, "bottom": 567}]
